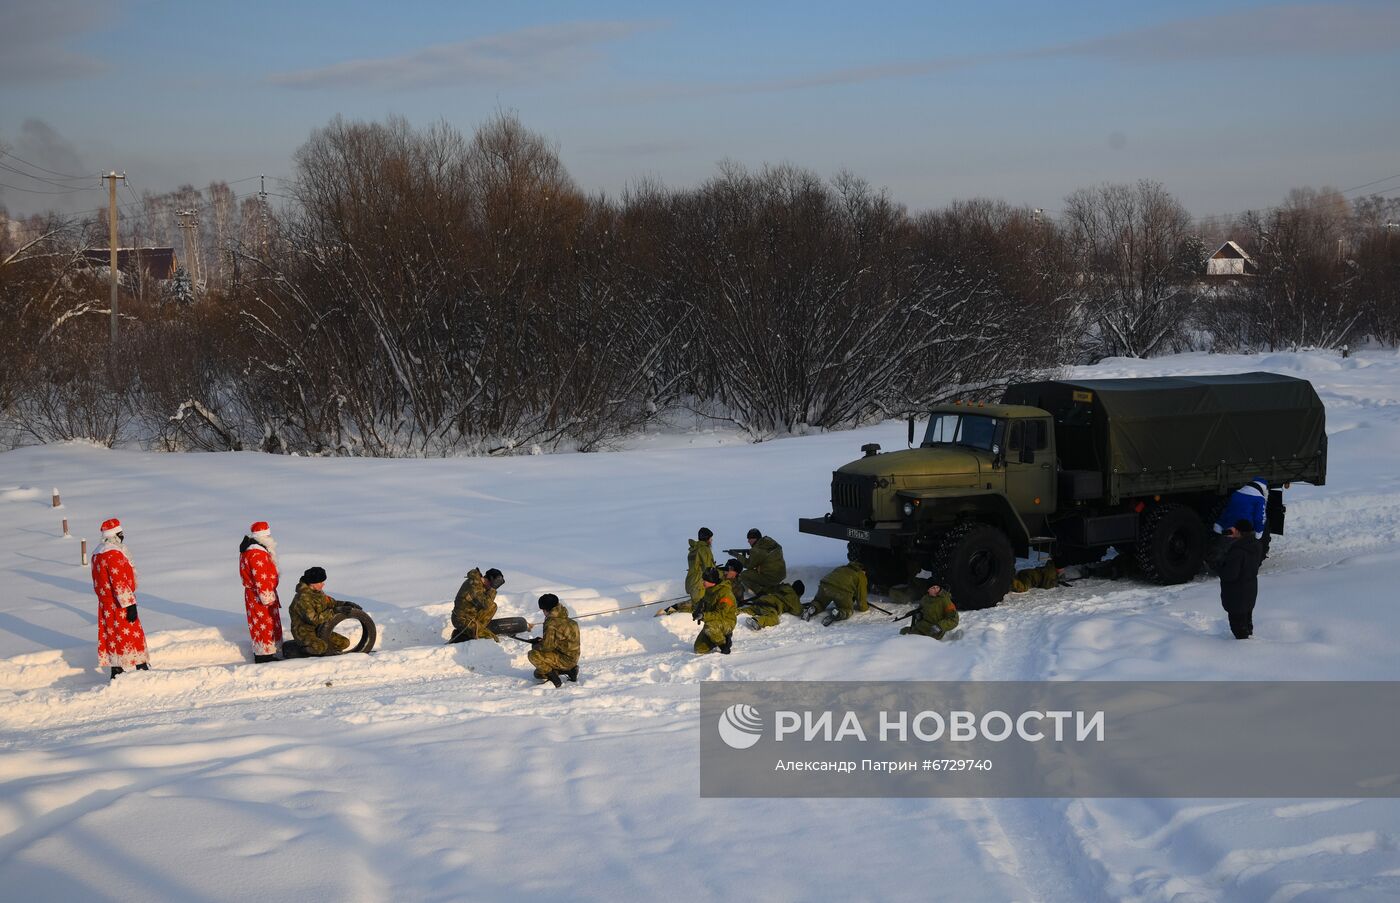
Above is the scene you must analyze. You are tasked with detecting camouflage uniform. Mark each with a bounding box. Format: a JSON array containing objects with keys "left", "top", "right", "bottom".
[
  {"left": 812, "top": 562, "right": 868, "bottom": 621},
  {"left": 673, "top": 538, "right": 715, "bottom": 614},
  {"left": 743, "top": 583, "right": 802, "bottom": 629},
  {"left": 528, "top": 604, "right": 581, "bottom": 677},
  {"left": 901, "top": 589, "right": 959, "bottom": 639},
  {"left": 289, "top": 582, "right": 351, "bottom": 656},
  {"left": 452, "top": 568, "right": 499, "bottom": 640},
  {"left": 736, "top": 536, "right": 786, "bottom": 598},
  {"left": 694, "top": 580, "right": 737, "bottom": 654},
  {"left": 1011, "top": 560, "right": 1060, "bottom": 593},
  {"left": 889, "top": 576, "right": 938, "bottom": 606}
]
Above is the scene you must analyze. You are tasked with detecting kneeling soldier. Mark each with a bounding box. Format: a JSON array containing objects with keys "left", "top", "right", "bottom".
[
  {"left": 804, "top": 554, "right": 868, "bottom": 625},
  {"left": 288, "top": 567, "right": 356, "bottom": 656},
  {"left": 694, "top": 567, "right": 736, "bottom": 655},
  {"left": 743, "top": 580, "right": 805, "bottom": 630},
  {"left": 450, "top": 566, "right": 505, "bottom": 642},
  {"left": 527, "top": 593, "right": 580, "bottom": 687},
  {"left": 900, "top": 582, "right": 959, "bottom": 640}
]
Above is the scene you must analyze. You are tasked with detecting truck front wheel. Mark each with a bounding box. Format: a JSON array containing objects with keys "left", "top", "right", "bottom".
[
  {"left": 1135, "top": 504, "right": 1206, "bottom": 584},
  {"left": 932, "top": 522, "right": 1015, "bottom": 610}
]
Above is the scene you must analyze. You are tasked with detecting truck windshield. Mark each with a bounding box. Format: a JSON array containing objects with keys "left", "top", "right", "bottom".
[{"left": 922, "top": 413, "right": 1000, "bottom": 451}]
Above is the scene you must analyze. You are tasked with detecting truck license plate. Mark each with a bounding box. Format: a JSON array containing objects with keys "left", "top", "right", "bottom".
[{"left": 846, "top": 528, "right": 871, "bottom": 541}]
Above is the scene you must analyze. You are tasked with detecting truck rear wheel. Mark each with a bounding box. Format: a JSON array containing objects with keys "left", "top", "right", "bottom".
[
  {"left": 1135, "top": 504, "right": 1206, "bottom": 584},
  {"left": 932, "top": 522, "right": 1014, "bottom": 610}
]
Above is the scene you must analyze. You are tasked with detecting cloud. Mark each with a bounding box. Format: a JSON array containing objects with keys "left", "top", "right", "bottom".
[
  {"left": 1056, "top": 2, "right": 1400, "bottom": 62},
  {"left": 269, "top": 20, "right": 654, "bottom": 90},
  {"left": 679, "top": 2, "right": 1400, "bottom": 97},
  {"left": 0, "top": 0, "right": 110, "bottom": 84}
]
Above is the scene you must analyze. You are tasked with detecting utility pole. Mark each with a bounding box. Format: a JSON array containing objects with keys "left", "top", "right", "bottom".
[
  {"left": 176, "top": 209, "right": 203, "bottom": 291},
  {"left": 102, "top": 171, "right": 126, "bottom": 345},
  {"left": 258, "top": 174, "right": 268, "bottom": 254}
]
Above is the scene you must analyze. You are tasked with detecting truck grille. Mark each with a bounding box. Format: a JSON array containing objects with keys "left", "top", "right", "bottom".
[{"left": 831, "top": 473, "right": 875, "bottom": 525}]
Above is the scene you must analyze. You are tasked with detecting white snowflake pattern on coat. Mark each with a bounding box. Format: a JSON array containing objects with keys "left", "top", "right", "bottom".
[{"left": 91, "top": 540, "right": 150, "bottom": 669}]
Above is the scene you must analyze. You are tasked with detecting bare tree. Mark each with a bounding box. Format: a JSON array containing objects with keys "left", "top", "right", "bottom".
[{"left": 1064, "top": 180, "right": 1201, "bottom": 360}]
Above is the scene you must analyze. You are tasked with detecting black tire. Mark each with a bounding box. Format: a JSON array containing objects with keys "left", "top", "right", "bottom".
[
  {"left": 1135, "top": 504, "right": 1206, "bottom": 584},
  {"left": 319, "top": 609, "right": 377, "bottom": 654},
  {"left": 488, "top": 616, "right": 530, "bottom": 636},
  {"left": 931, "top": 522, "right": 1015, "bottom": 610}
]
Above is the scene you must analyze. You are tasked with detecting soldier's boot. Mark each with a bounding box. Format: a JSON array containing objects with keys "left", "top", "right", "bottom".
[
  {"left": 792, "top": 580, "right": 806, "bottom": 599},
  {"left": 109, "top": 666, "right": 123, "bottom": 680},
  {"left": 745, "top": 616, "right": 761, "bottom": 631},
  {"left": 821, "top": 612, "right": 839, "bottom": 627},
  {"left": 565, "top": 666, "right": 579, "bottom": 682},
  {"left": 719, "top": 634, "right": 733, "bottom": 655},
  {"left": 545, "top": 670, "right": 563, "bottom": 688},
  {"left": 801, "top": 604, "right": 817, "bottom": 622}
]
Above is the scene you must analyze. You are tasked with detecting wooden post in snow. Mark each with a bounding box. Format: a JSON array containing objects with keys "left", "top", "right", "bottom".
[
  {"left": 62, "top": 518, "right": 70, "bottom": 537},
  {"left": 52, "top": 488, "right": 61, "bottom": 508},
  {"left": 81, "top": 539, "right": 88, "bottom": 566}
]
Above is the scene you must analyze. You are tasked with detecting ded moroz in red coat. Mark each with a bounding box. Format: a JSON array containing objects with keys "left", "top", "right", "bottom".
[
  {"left": 239, "top": 522, "right": 283, "bottom": 656},
  {"left": 90, "top": 521, "right": 150, "bottom": 669}
]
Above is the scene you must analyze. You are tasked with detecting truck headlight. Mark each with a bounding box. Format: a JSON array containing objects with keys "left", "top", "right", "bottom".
[{"left": 902, "top": 501, "right": 915, "bottom": 517}]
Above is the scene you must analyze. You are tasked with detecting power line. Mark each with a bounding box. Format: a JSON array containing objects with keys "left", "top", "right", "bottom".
[
  {"left": 0, "top": 180, "right": 103, "bottom": 195},
  {"left": 1340, "top": 172, "right": 1400, "bottom": 195},
  {"left": 0, "top": 160, "right": 100, "bottom": 189},
  {"left": 0, "top": 149, "right": 93, "bottom": 181}
]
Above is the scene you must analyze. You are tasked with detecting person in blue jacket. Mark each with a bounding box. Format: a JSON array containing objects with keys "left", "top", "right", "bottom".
[{"left": 1215, "top": 477, "right": 1268, "bottom": 539}]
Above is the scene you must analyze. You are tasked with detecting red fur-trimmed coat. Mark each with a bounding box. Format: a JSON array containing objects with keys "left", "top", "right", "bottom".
[
  {"left": 91, "top": 540, "right": 150, "bottom": 668},
  {"left": 239, "top": 536, "right": 283, "bottom": 656}
]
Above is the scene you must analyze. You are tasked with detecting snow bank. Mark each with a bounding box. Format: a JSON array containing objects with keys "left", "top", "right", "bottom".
[{"left": 2, "top": 349, "right": 1398, "bottom": 901}]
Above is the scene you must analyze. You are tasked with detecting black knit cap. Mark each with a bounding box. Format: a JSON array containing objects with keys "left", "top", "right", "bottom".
[
  {"left": 484, "top": 568, "right": 505, "bottom": 588},
  {"left": 702, "top": 566, "right": 722, "bottom": 584},
  {"left": 746, "top": 528, "right": 762, "bottom": 540},
  {"left": 724, "top": 558, "right": 743, "bottom": 573},
  {"left": 538, "top": 593, "right": 560, "bottom": 611},
  {"left": 698, "top": 527, "right": 714, "bottom": 541},
  {"left": 301, "top": 566, "right": 327, "bottom": 584}
]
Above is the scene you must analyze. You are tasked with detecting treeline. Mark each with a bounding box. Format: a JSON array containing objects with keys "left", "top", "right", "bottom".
[{"left": 1, "top": 114, "right": 1396, "bottom": 455}]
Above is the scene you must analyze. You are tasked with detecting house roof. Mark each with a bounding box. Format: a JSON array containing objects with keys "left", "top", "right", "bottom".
[
  {"left": 1209, "top": 240, "right": 1253, "bottom": 261},
  {"left": 81, "top": 247, "right": 179, "bottom": 280}
]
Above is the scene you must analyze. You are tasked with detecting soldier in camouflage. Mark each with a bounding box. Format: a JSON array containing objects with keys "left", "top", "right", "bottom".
[
  {"left": 900, "top": 582, "right": 959, "bottom": 639},
  {"left": 741, "top": 580, "right": 806, "bottom": 630},
  {"left": 734, "top": 528, "right": 786, "bottom": 599},
  {"left": 527, "top": 593, "right": 581, "bottom": 687},
  {"left": 288, "top": 567, "right": 352, "bottom": 656},
  {"left": 660, "top": 527, "right": 714, "bottom": 616},
  {"left": 1011, "top": 559, "right": 1061, "bottom": 593},
  {"left": 449, "top": 567, "right": 504, "bottom": 642},
  {"left": 804, "top": 554, "right": 868, "bottom": 624},
  {"left": 694, "top": 567, "right": 737, "bottom": 655}
]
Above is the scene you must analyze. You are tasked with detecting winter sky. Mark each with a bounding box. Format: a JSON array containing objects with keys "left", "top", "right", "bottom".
[{"left": 1, "top": 0, "right": 1398, "bottom": 220}]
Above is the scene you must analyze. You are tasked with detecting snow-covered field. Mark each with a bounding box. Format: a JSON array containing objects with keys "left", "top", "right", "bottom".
[{"left": 3, "top": 350, "right": 1399, "bottom": 902}]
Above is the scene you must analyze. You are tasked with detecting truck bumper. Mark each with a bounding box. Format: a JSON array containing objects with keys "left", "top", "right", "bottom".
[{"left": 798, "top": 516, "right": 901, "bottom": 549}]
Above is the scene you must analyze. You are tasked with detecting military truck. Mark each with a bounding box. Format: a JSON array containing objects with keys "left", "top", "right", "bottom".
[{"left": 798, "top": 373, "right": 1327, "bottom": 609}]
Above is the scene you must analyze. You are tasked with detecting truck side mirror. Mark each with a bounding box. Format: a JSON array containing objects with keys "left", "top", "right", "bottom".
[{"left": 907, "top": 416, "right": 915, "bottom": 447}]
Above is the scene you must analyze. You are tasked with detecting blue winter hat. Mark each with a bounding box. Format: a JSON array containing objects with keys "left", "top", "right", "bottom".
[{"left": 1252, "top": 477, "right": 1268, "bottom": 488}]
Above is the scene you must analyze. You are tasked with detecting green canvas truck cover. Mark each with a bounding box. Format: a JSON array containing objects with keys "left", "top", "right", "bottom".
[{"left": 1002, "top": 373, "right": 1326, "bottom": 501}]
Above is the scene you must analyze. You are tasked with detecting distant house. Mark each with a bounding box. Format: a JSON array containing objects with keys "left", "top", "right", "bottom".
[
  {"left": 1205, "top": 240, "right": 1257, "bottom": 279},
  {"left": 81, "top": 247, "right": 179, "bottom": 281}
]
